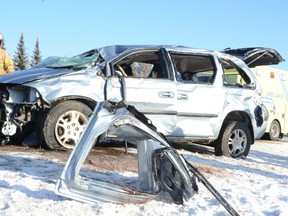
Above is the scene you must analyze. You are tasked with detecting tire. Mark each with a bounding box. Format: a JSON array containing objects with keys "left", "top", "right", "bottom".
[
  {"left": 42, "top": 100, "right": 93, "bottom": 150},
  {"left": 269, "top": 120, "right": 281, "bottom": 141},
  {"left": 214, "top": 121, "right": 251, "bottom": 158}
]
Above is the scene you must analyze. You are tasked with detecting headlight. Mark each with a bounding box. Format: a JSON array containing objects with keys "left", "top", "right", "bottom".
[{"left": 7, "top": 86, "right": 38, "bottom": 104}]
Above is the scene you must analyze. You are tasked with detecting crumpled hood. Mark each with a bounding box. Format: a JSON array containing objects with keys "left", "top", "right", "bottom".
[{"left": 0, "top": 67, "right": 74, "bottom": 84}]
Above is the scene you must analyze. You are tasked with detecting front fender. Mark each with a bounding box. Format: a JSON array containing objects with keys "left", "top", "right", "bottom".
[{"left": 26, "top": 73, "right": 106, "bottom": 105}]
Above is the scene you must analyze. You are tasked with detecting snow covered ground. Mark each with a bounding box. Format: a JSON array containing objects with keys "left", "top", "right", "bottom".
[{"left": 0, "top": 139, "right": 287, "bottom": 216}]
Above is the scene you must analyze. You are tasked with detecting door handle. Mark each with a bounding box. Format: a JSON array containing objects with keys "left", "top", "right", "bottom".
[
  {"left": 159, "top": 91, "right": 175, "bottom": 98},
  {"left": 177, "top": 93, "right": 188, "bottom": 100}
]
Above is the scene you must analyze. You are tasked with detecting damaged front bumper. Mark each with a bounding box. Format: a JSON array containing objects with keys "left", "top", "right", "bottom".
[
  {"left": 0, "top": 84, "right": 48, "bottom": 144},
  {"left": 55, "top": 100, "right": 198, "bottom": 204}
]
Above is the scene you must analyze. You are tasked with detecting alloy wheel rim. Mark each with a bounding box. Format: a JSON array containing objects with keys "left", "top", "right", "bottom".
[
  {"left": 228, "top": 129, "right": 247, "bottom": 157},
  {"left": 55, "top": 110, "right": 88, "bottom": 149}
]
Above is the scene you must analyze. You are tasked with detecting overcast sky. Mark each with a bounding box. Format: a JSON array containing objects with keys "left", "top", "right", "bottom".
[{"left": 2, "top": 0, "right": 287, "bottom": 70}]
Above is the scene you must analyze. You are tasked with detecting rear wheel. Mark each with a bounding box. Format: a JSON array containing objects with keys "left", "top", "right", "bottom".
[
  {"left": 42, "top": 100, "right": 93, "bottom": 150},
  {"left": 214, "top": 121, "right": 251, "bottom": 158},
  {"left": 269, "top": 120, "right": 281, "bottom": 141}
]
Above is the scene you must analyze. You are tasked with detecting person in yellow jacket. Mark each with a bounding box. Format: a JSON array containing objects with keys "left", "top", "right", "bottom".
[{"left": 0, "top": 33, "right": 14, "bottom": 75}]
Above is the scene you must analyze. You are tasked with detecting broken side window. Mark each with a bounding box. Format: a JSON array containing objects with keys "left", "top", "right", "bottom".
[
  {"left": 169, "top": 53, "right": 216, "bottom": 84},
  {"left": 112, "top": 51, "right": 168, "bottom": 79},
  {"left": 220, "top": 58, "right": 252, "bottom": 88}
]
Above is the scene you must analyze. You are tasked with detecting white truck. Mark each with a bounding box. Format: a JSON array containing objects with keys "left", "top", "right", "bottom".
[{"left": 251, "top": 66, "right": 288, "bottom": 140}]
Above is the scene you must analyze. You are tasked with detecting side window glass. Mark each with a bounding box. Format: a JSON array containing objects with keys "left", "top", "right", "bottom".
[
  {"left": 170, "top": 53, "right": 216, "bottom": 84},
  {"left": 112, "top": 51, "right": 168, "bottom": 79},
  {"left": 220, "top": 59, "right": 251, "bottom": 87}
]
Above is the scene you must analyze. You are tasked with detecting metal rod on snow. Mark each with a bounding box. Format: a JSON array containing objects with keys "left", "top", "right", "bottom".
[{"left": 183, "top": 157, "right": 240, "bottom": 216}]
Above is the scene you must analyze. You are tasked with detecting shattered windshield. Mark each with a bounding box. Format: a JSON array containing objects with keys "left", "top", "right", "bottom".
[{"left": 33, "top": 49, "right": 104, "bottom": 70}]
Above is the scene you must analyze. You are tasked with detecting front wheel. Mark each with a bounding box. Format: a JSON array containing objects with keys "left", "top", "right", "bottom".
[
  {"left": 42, "top": 100, "right": 93, "bottom": 150},
  {"left": 214, "top": 121, "right": 252, "bottom": 158}
]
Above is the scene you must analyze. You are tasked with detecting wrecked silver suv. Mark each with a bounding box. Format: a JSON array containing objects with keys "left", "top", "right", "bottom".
[{"left": 0, "top": 45, "right": 283, "bottom": 158}]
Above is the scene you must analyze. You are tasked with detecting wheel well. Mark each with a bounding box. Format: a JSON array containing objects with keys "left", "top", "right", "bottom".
[
  {"left": 50, "top": 97, "right": 97, "bottom": 111},
  {"left": 221, "top": 111, "right": 254, "bottom": 143}
]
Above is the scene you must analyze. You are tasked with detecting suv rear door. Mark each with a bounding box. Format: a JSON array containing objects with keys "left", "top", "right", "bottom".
[{"left": 167, "top": 51, "right": 225, "bottom": 138}]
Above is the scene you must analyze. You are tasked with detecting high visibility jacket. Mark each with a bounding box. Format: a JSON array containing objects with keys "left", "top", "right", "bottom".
[{"left": 0, "top": 48, "right": 14, "bottom": 75}]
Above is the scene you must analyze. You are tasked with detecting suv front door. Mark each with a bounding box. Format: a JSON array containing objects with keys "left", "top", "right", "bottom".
[{"left": 108, "top": 48, "right": 178, "bottom": 136}]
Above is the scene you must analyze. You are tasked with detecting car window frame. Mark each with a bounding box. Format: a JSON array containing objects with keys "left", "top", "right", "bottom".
[
  {"left": 107, "top": 48, "right": 172, "bottom": 80},
  {"left": 219, "top": 57, "right": 255, "bottom": 89},
  {"left": 167, "top": 51, "right": 217, "bottom": 85}
]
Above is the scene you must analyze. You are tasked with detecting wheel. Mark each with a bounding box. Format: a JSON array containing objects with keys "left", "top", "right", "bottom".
[
  {"left": 269, "top": 120, "right": 281, "bottom": 141},
  {"left": 214, "top": 121, "right": 251, "bottom": 158},
  {"left": 42, "top": 100, "right": 93, "bottom": 150}
]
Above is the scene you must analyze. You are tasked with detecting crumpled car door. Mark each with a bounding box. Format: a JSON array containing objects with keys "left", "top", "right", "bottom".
[
  {"left": 221, "top": 47, "right": 285, "bottom": 67},
  {"left": 55, "top": 100, "right": 198, "bottom": 205}
]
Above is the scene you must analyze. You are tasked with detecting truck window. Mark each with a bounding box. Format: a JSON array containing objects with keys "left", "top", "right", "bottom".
[{"left": 169, "top": 53, "right": 216, "bottom": 84}]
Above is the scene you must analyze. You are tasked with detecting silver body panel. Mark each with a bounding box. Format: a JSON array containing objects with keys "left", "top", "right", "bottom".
[{"left": 55, "top": 101, "right": 197, "bottom": 204}]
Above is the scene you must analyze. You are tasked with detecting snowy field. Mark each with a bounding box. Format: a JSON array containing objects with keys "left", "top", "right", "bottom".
[{"left": 0, "top": 139, "right": 287, "bottom": 216}]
